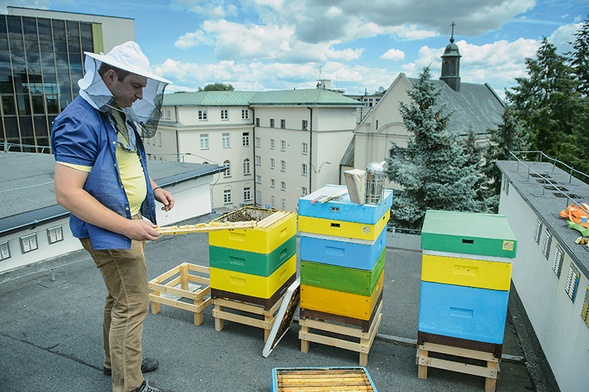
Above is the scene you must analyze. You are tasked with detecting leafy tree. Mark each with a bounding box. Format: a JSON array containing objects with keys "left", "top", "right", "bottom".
[
  {"left": 385, "top": 66, "right": 479, "bottom": 229},
  {"left": 199, "top": 83, "right": 234, "bottom": 91}
]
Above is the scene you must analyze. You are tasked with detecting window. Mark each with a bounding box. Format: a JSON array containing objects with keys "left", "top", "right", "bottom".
[
  {"left": 503, "top": 177, "right": 509, "bottom": 195},
  {"left": 255, "top": 117, "right": 260, "bottom": 126},
  {"left": 221, "top": 109, "right": 228, "bottom": 120},
  {"left": 581, "top": 287, "right": 589, "bottom": 328},
  {"left": 552, "top": 245, "right": 565, "bottom": 277},
  {"left": 270, "top": 139, "right": 276, "bottom": 150},
  {"left": 242, "top": 132, "right": 250, "bottom": 146},
  {"left": 244, "top": 186, "right": 252, "bottom": 201},
  {"left": 301, "top": 142, "right": 308, "bottom": 155},
  {"left": 47, "top": 225, "right": 63, "bottom": 244},
  {"left": 222, "top": 133, "right": 230, "bottom": 148},
  {"left": 271, "top": 179, "right": 275, "bottom": 188},
  {"left": 20, "top": 233, "right": 38, "bottom": 253},
  {"left": 164, "top": 109, "right": 171, "bottom": 120},
  {"left": 198, "top": 109, "right": 207, "bottom": 120},
  {"left": 0, "top": 242, "right": 10, "bottom": 261},
  {"left": 302, "top": 120, "right": 308, "bottom": 130},
  {"left": 223, "top": 189, "right": 232, "bottom": 204},
  {"left": 271, "top": 194, "right": 276, "bottom": 208},
  {"left": 270, "top": 119, "right": 275, "bottom": 128},
  {"left": 242, "top": 109, "right": 249, "bottom": 119},
  {"left": 200, "top": 134, "right": 209, "bottom": 150},
  {"left": 256, "top": 175, "right": 262, "bottom": 184},
  {"left": 255, "top": 137, "right": 262, "bottom": 148},
  {"left": 541, "top": 229, "right": 552, "bottom": 259},
  {"left": 280, "top": 160, "right": 286, "bottom": 172},
  {"left": 281, "top": 181, "right": 286, "bottom": 191},
  {"left": 223, "top": 160, "right": 231, "bottom": 177},
  {"left": 256, "top": 190, "right": 262, "bottom": 205},
  {"left": 301, "top": 163, "right": 308, "bottom": 176},
  {"left": 281, "top": 140, "right": 286, "bottom": 151},
  {"left": 243, "top": 158, "right": 251, "bottom": 175},
  {"left": 280, "top": 119, "right": 286, "bottom": 129},
  {"left": 533, "top": 219, "right": 543, "bottom": 244},
  {"left": 255, "top": 155, "right": 261, "bottom": 166},
  {"left": 281, "top": 198, "right": 286, "bottom": 210},
  {"left": 301, "top": 187, "right": 308, "bottom": 196},
  {"left": 564, "top": 263, "right": 581, "bottom": 302},
  {"left": 270, "top": 158, "right": 275, "bottom": 170}
]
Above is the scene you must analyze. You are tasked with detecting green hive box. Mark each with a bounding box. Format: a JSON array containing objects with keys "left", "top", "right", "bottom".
[
  {"left": 421, "top": 210, "right": 517, "bottom": 258},
  {"left": 300, "top": 249, "right": 386, "bottom": 296}
]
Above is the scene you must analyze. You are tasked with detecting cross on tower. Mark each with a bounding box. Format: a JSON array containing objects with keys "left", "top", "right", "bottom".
[{"left": 450, "top": 21, "right": 456, "bottom": 43}]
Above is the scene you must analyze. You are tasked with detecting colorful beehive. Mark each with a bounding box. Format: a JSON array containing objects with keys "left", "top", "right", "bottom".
[
  {"left": 208, "top": 207, "right": 297, "bottom": 300},
  {"left": 417, "top": 210, "right": 517, "bottom": 389},
  {"left": 297, "top": 185, "right": 392, "bottom": 365}
]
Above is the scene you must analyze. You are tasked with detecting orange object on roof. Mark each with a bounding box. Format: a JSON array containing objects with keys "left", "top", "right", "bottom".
[{"left": 560, "top": 203, "right": 589, "bottom": 228}]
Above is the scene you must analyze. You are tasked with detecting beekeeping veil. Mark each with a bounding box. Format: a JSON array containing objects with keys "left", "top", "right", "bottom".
[{"left": 78, "top": 41, "right": 171, "bottom": 139}]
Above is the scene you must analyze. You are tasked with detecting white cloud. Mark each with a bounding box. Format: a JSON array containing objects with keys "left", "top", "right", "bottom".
[{"left": 381, "top": 49, "right": 405, "bottom": 61}]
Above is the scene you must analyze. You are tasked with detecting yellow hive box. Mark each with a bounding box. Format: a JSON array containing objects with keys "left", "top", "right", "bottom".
[
  {"left": 298, "top": 210, "right": 390, "bottom": 242},
  {"left": 210, "top": 255, "right": 296, "bottom": 299},
  {"left": 300, "top": 271, "right": 384, "bottom": 320},
  {"left": 421, "top": 251, "right": 512, "bottom": 291},
  {"left": 209, "top": 207, "right": 297, "bottom": 254}
]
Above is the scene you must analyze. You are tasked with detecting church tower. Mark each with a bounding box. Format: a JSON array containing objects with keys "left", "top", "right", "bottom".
[{"left": 440, "top": 22, "right": 461, "bottom": 91}]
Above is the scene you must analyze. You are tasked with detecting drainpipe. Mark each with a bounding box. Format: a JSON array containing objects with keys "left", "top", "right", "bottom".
[
  {"left": 307, "top": 107, "right": 313, "bottom": 193},
  {"left": 252, "top": 108, "right": 256, "bottom": 206}
]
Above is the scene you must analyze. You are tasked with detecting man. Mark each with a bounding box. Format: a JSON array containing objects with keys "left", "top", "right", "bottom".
[{"left": 52, "top": 41, "right": 173, "bottom": 392}]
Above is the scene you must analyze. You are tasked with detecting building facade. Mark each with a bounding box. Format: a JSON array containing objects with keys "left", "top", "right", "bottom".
[
  {"left": 151, "top": 88, "right": 363, "bottom": 212},
  {"left": 345, "top": 36, "right": 504, "bottom": 188},
  {"left": 497, "top": 158, "right": 589, "bottom": 392},
  {"left": 0, "top": 6, "right": 134, "bottom": 153}
]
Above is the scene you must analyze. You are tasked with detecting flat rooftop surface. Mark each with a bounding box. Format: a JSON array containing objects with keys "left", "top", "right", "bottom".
[{"left": 0, "top": 229, "right": 557, "bottom": 391}]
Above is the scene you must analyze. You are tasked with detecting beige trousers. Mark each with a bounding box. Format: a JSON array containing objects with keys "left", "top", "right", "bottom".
[{"left": 81, "top": 237, "right": 148, "bottom": 392}]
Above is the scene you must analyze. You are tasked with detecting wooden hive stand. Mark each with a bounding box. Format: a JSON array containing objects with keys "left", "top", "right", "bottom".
[
  {"left": 148, "top": 262, "right": 211, "bottom": 326},
  {"left": 299, "top": 301, "right": 382, "bottom": 366},
  {"left": 416, "top": 341, "right": 500, "bottom": 392},
  {"left": 211, "top": 275, "right": 294, "bottom": 342}
]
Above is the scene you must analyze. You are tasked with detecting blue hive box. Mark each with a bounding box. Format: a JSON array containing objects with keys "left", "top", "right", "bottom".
[
  {"left": 299, "top": 228, "right": 387, "bottom": 270},
  {"left": 418, "top": 281, "right": 509, "bottom": 344},
  {"left": 298, "top": 185, "right": 393, "bottom": 224}
]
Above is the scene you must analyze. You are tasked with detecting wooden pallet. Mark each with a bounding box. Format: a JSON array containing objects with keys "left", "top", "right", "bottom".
[
  {"left": 299, "top": 301, "right": 382, "bottom": 366},
  {"left": 416, "top": 341, "right": 500, "bottom": 392},
  {"left": 148, "top": 262, "right": 211, "bottom": 326},
  {"left": 272, "top": 367, "right": 377, "bottom": 391},
  {"left": 212, "top": 294, "right": 285, "bottom": 342}
]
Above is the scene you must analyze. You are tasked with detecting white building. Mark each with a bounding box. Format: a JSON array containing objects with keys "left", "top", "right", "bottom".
[
  {"left": 151, "top": 88, "right": 363, "bottom": 212},
  {"left": 345, "top": 37, "right": 504, "bottom": 188},
  {"left": 497, "top": 157, "right": 589, "bottom": 392},
  {"left": 0, "top": 152, "right": 224, "bottom": 275}
]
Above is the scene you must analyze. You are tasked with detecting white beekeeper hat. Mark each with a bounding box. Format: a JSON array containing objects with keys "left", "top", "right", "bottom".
[{"left": 78, "top": 41, "right": 171, "bottom": 138}]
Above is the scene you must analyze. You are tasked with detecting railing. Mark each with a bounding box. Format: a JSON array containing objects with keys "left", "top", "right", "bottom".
[{"left": 508, "top": 151, "right": 589, "bottom": 214}]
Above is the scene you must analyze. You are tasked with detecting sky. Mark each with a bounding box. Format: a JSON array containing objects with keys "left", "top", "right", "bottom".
[{"left": 2, "top": 0, "right": 588, "bottom": 99}]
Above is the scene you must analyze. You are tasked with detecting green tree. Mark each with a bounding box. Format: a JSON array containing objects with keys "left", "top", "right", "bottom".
[
  {"left": 506, "top": 38, "right": 581, "bottom": 165},
  {"left": 568, "top": 16, "right": 589, "bottom": 96},
  {"left": 385, "top": 67, "right": 479, "bottom": 230},
  {"left": 199, "top": 83, "right": 234, "bottom": 91},
  {"left": 483, "top": 105, "right": 529, "bottom": 211}
]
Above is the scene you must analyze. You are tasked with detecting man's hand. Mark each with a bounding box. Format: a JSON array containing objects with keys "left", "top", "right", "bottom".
[
  {"left": 154, "top": 188, "right": 174, "bottom": 212},
  {"left": 123, "top": 218, "right": 160, "bottom": 241}
]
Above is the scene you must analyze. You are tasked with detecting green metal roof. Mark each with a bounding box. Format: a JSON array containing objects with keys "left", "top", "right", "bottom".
[
  {"left": 163, "top": 91, "right": 257, "bottom": 106},
  {"left": 250, "top": 89, "right": 364, "bottom": 106},
  {"left": 163, "top": 89, "right": 363, "bottom": 107}
]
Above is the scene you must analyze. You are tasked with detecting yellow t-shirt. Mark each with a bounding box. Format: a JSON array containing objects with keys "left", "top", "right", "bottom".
[{"left": 57, "top": 144, "right": 146, "bottom": 216}]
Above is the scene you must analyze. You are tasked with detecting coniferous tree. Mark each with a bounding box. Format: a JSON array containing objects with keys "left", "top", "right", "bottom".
[
  {"left": 463, "top": 127, "right": 493, "bottom": 212},
  {"left": 506, "top": 38, "right": 582, "bottom": 167},
  {"left": 568, "top": 16, "right": 589, "bottom": 97},
  {"left": 483, "top": 105, "right": 529, "bottom": 211},
  {"left": 385, "top": 67, "right": 479, "bottom": 229}
]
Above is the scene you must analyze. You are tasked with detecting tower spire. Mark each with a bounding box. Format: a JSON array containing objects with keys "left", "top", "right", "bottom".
[{"left": 440, "top": 22, "right": 461, "bottom": 91}]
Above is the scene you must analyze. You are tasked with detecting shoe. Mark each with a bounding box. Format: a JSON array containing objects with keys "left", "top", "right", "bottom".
[
  {"left": 103, "top": 357, "right": 159, "bottom": 375},
  {"left": 133, "top": 380, "right": 160, "bottom": 392}
]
